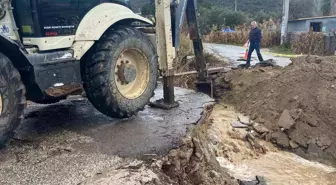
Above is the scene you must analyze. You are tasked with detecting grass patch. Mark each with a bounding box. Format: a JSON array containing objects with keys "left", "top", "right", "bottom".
[{"left": 269, "top": 45, "right": 295, "bottom": 55}]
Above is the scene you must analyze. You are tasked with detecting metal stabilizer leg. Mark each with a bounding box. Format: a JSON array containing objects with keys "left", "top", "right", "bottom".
[{"left": 150, "top": 71, "right": 179, "bottom": 110}]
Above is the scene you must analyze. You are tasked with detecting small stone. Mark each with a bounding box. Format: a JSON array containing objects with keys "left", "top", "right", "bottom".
[
  {"left": 265, "top": 133, "right": 272, "bottom": 142},
  {"left": 231, "top": 121, "right": 249, "bottom": 128},
  {"left": 194, "top": 171, "right": 207, "bottom": 184},
  {"left": 316, "top": 136, "right": 332, "bottom": 148},
  {"left": 258, "top": 118, "right": 265, "bottom": 123},
  {"left": 271, "top": 131, "right": 290, "bottom": 148},
  {"left": 332, "top": 85, "right": 335, "bottom": 88},
  {"left": 289, "top": 109, "right": 303, "bottom": 121},
  {"left": 307, "top": 143, "right": 324, "bottom": 156},
  {"left": 301, "top": 113, "right": 318, "bottom": 127},
  {"left": 209, "top": 170, "right": 219, "bottom": 178},
  {"left": 307, "top": 138, "right": 317, "bottom": 145},
  {"left": 277, "top": 110, "right": 295, "bottom": 130},
  {"left": 271, "top": 112, "right": 280, "bottom": 119},
  {"left": 289, "top": 140, "right": 299, "bottom": 149},
  {"left": 252, "top": 123, "right": 269, "bottom": 134},
  {"left": 195, "top": 152, "right": 203, "bottom": 159},
  {"left": 250, "top": 113, "right": 257, "bottom": 120},
  {"left": 237, "top": 115, "right": 250, "bottom": 125},
  {"left": 259, "top": 68, "right": 265, "bottom": 72},
  {"left": 289, "top": 96, "right": 299, "bottom": 102},
  {"left": 233, "top": 147, "right": 240, "bottom": 153}
]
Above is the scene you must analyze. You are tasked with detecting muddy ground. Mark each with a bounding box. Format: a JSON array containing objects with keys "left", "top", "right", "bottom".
[
  {"left": 216, "top": 55, "right": 336, "bottom": 166},
  {"left": 1, "top": 85, "right": 235, "bottom": 185}
]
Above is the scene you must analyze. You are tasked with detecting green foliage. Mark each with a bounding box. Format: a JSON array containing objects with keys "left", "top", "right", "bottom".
[
  {"left": 199, "top": 6, "right": 247, "bottom": 34},
  {"left": 253, "top": 11, "right": 278, "bottom": 23},
  {"left": 321, "top": 0, "right": 331, "bottom": 16},
  {"left": 198, "top": 0, "right": 282, "bottom": 16},
  {"left": 140, "top": 0, "right": 155, "bottom": 16},
  {"left": 289, "top": 0, "right": 315, "bottom": 20}
]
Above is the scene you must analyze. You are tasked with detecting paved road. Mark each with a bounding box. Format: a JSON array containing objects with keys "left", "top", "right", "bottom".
[
  {"left": 0, "top": 85, "right": 213, "bottom": 185},
  {"left": 205, "top": 43, "right": 292, "bottom": 67}
]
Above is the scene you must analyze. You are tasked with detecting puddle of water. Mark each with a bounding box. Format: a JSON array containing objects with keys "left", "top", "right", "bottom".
[
  {"left": 211, "top": 104, "right": 336, "bottom": 185},
  {"left": 218, "top": 152, "right": 336, "bottom": 185}
]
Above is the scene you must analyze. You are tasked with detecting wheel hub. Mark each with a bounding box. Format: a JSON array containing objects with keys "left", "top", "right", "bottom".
[
  {"left": 117, "top": 61, "right": 137, "bottom": 85},
  {"left": 114, "top": 49, "right": 150, "bottom": 100}
]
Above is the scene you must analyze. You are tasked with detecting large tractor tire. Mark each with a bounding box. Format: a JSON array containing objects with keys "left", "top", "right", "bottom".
[
  {"left": 0, "top": 52, "right": 26, "bottom": 148},
  {"left": 82, "top": 26, "right": 158, "bottom": 118}
]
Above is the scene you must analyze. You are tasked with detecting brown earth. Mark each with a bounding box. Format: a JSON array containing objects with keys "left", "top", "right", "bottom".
[
  {"left": 153, "top": 104, "right": 237, "bottom": 185},
  {"left": 216, "top": 56, "right": 336, "bottom": 166}
]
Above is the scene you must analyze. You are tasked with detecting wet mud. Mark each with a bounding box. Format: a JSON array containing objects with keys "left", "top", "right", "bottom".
[{"left": 0, "top": 85, "right": 213, "bottom": 185}]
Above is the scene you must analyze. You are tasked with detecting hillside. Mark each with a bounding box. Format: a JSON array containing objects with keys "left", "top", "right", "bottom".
[
  {"left": 199, "top": 0, "right": 283, "bottom": 15},
  {"left": 130, "top": 0, "right": 283, "bottom": 13},
  {"left": 130, "top": 0, "right": 149, "bottom": 13},
  {"left": 130, "top": 0, "right": 283, "bottom": 15}
]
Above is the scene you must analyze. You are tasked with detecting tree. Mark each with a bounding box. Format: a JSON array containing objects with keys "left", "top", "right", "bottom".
[
  {"left": 141, "top": 0, "right": 155, "bottom": 17},
  {"left": 253, "top": 11, "right": 278, "bottom": 23},
  {"left": 289, "top": 0, "right": 315, "bottom": 20},
  {"left": 321, "top": 0, "right": 331, "bottom": 15},
  {"left": 199, "top": 6, "right": 247, "bottom": 34}
]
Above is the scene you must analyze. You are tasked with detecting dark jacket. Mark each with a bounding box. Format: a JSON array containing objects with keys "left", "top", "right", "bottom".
[{"left": 249, "top": 27, "right": 262, "bottom": 43}]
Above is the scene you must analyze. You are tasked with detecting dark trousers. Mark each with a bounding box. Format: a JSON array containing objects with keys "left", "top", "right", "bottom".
[{"left": 247, "top": 42, "right": 264, "bottom": 65}]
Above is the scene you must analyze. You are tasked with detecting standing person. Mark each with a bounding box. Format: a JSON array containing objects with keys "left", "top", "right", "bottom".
[{"left": 246, "top": 21, "right": 264, "bottom": 68}]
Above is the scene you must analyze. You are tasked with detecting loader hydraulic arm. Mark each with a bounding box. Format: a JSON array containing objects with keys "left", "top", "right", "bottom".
[{"left": 152, "top": 0, "right": 215, "bottom": 109}]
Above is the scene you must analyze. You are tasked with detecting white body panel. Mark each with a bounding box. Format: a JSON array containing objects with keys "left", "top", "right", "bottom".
[
  {"left": 75, "top": 3, "right": 152, "bottom": 41},
  {"left": 20, "top": 3, "right": 152, "bottom": 57},
  {"left": 23, "top": 36, "right": 75, "bottom": 51}
]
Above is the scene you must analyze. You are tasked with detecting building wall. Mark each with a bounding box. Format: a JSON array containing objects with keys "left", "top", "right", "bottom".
[
  {"left": 288, "top": 17, "right": 336, "bottom": 33},
  {"left": 288, "top": 20, "right": 307, "bottom": 32}
]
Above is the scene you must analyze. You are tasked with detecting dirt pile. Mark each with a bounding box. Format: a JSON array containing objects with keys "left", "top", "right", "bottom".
[
  {"left": 151, "top": 105, "right": 236, "bottom": 185},
  {"left": 217, "top": 56, "right": 336, "bottom": 166}
]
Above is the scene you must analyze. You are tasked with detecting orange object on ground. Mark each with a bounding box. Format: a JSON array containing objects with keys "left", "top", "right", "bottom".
[{"left": 244, "top": 49, "right": 249, "bottom": 60}]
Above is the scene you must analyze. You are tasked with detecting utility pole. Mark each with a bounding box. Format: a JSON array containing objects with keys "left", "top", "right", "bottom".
[
  {"left": 281, "top": 0, "right": 290, "bottom": 45},
  {"left": 235, "top": 0, "right": 238, "bottom": 12}
]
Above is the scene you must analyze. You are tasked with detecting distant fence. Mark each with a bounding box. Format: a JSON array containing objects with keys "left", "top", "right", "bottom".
[{"left": 324, "top": 35, "right": 336, "bottom": 55}]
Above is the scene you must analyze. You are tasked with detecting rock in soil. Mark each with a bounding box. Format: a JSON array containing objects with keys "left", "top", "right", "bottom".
[
  {"left": 316, "top": 136, "right": 332, "bottom": 149},
  {"left": 270, "top": 131, "right": 290, "bottom": 148},
  {"left": 289, "top": 140, "right": 299, "bottom": 149},
  {"left": 252, "top": 123, "right": 269, "bottom": 135},
  {"left": 277, "top": 110, "right": 295, "bottom": 130},
  {"left": 237, "top": 115, "right": 250, "bottom": 125}
]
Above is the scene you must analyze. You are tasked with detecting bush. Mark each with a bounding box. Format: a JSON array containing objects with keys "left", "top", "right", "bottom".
[
  {"left": 291, "top": 32, "right": 325, "bottom": 55},
  {"left": 204, "top": 20, "right": 281, "bottom": 48}
]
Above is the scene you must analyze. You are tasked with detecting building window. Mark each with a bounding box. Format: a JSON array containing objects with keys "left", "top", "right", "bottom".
[{"left": 310, "top": 22, "right": 322, "bottom": 32}]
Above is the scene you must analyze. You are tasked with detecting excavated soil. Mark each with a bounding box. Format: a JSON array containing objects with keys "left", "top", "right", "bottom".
[{"left": 217, "top": 56, "right": 336, "bottom": 166}]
